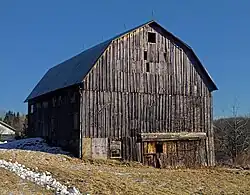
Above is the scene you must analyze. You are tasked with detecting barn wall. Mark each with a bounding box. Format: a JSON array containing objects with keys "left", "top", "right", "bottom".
[
  {"left": 81, "top": 24, "right": 214, "bottom": 165},
  {"left": 28, "top": 86, "right": 81, "bottom": 157}
]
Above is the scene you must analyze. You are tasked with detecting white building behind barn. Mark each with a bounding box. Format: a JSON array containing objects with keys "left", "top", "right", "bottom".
[{"left": 0, "top": 121, "right": 16, "bottom": 141}]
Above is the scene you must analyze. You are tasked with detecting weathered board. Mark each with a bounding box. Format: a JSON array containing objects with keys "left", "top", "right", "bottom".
[
  {"left": 82, "top": 138, "right": 92, "bottom": 158},
  {"left": 141, "top": 132, "right": 207, "bottom": 141},
  {"left": 92, "top": 138, "right": 108, "bottom": 159}
]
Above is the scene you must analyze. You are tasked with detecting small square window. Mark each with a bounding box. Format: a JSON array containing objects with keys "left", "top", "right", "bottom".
[
  {"left": 110, "top": 140, "right": 122, "bottom": 159},
  {"left": 148, "top": 32, "right": 156, "bottom": 43},
  {"left": 146, "top": 62, "right": 150, "bottom": 72},
  {"left": 144, "top": 51, "right": 148, "bottom": 60}
]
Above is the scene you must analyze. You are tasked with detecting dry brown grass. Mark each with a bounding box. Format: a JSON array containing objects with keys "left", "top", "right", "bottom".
[
  {"left": 0, "top": 167, "right": 52, "bottom": 195},
  {"left": 1, "top": 149, "right": 250, "bottom": 195}
]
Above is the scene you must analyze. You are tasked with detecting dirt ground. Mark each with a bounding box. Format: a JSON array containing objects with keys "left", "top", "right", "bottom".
[
  {"left": 0, "top": 167, "right": 52, "bottom": 195},
  {"left": 0, "top": 149, "right": 250, "bottom": 195}
]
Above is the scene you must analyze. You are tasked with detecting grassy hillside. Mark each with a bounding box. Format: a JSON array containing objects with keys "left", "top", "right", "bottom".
[{"left": 0, "top": 149, "right": 250, "bottom": 195}]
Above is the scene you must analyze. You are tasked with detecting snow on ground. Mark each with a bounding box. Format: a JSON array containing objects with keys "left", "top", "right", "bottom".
[
  {"left": 0, "top": 159, "right": 81, "bottom": 195},
  {"left": 0, "top": 138, "right": 69, "bottom": 155},
  {"left": 0, "top": 138, "right": 82, "bottom": 194}
]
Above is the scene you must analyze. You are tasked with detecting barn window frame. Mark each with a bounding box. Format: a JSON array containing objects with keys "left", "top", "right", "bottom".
[
  {"left": 110, "top": 140, "right": 122, "bottom": 159},
  {"left": 148, "top": 32, "right": 156, "bottom": 43}
]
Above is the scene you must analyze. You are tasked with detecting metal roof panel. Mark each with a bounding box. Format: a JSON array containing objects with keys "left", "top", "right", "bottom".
[{"left": 25, "top": 39, "right": 111, "bottom": 102}]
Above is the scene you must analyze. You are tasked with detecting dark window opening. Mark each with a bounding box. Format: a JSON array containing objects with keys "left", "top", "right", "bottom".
[
  {"left": 163, "top": 52, "right": 167, "bottom": 61},
  {"left": 146, "top": 62, "right": 150, "bottom": 72},
  {"left": 148, "top": 32, "right": 156, "bottom": 43},
  {"left": 110, "top": 149, "right": 121, "bottom": 158},
  {"left": 144, "top": 51, "right": 147, "bottom": 60},
  {"left": 156, "top": 142, "right": 163, "bottom": 153}
]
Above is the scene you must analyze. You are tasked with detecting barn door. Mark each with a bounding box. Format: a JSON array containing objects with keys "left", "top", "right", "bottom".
[{"left": 143, "top": 142, "right": 156, "bottom": 167}]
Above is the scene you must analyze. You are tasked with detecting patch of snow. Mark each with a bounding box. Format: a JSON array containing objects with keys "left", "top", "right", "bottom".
[
  {"left": 0, "top": 159, "right": 81, "bottom": 195},
  {"left": 0, "top": 138, "right": 69, "bottom": 155}
]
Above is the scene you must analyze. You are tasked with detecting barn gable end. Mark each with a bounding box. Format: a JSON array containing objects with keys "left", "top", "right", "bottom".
[{"left": 80, "top": 22, "right": 216, "bottom": 166}]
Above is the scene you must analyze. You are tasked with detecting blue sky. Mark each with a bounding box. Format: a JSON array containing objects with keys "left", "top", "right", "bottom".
[{"left": 0, "top": 0, "right": 249, "bottom": 117}]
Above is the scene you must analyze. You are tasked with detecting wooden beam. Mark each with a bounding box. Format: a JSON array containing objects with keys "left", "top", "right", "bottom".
[{"left": 140, "top": 132, "right": 206, "bottom": 141}]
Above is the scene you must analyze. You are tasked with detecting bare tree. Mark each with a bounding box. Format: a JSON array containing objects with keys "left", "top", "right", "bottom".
[{"left": 214, "top": 101, "right": 250, "bottom": 166}]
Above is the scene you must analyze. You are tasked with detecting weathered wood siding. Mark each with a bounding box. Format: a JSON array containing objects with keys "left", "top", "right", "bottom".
[
  {"left": 28, "top": 86, "right": 80, "bottom": 157},
  {"left": 143, "top": 140, "right": 206, "bottom": 168},
  {"left": 81, "top": 23, "right": 214, "bottom": 165}
]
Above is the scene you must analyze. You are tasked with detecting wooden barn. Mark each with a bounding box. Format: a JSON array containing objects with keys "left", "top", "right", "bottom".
[{"left": 25, "top": 20, "right": 217, "bottom": 168}]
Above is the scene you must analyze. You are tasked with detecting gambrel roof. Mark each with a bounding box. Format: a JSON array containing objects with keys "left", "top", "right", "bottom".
[{"left": 25, "top": 20, "right": 217, "bottom": 102}]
